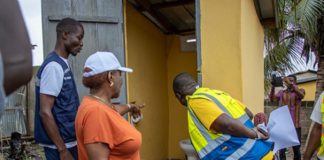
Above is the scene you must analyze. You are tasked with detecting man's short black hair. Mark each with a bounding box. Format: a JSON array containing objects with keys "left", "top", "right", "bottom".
[
  {"left": 56, "top": 18, "right": 83, "bottom": 37},
  {"left": 287, "top": 75, "right": 297, "bottom": 82},
  {"left": 173, "top": 72, "right": 197, "bottom": 94}
]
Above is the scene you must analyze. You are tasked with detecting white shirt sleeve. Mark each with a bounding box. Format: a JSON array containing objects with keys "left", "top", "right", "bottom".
[
  {"left": 40, "top": 62, "right": 64, "bottom": 97},
  {"left": 310, "top": 92, "right": 324, "bottom": 124}
]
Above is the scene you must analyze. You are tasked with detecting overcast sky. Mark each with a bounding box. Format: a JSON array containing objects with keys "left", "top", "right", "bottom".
[{"left": 18, "top": 0, "right": 43, "bottom": 66}]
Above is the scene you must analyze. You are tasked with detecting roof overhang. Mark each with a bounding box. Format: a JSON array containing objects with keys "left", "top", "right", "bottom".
[
  {"left": 128, "top": 0, "right": 195, "bottom": 35},
  {"left": 129, "top": 0, "right": 278, "bottom": 33},
  {"left": 297, "top": 77, "right": 317, "bottom": 84},
  {"left": 254, "top": 0, "right": 278, "bottom": 28}
]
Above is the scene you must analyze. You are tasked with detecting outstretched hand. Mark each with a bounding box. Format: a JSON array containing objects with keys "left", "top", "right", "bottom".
[{"left": 129, "top": 102, "right": 145, "bottom": 118}]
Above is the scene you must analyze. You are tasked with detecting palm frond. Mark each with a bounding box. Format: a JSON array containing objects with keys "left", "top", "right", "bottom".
[
  {"left": 264, "top": 28, "right": 308, "bottom": 91},
  {"left": 264, "top": 0, "right": 324, "bottom": 92},
  {"left": 292, "top": 0, "right": 324, "bottom": 44}
]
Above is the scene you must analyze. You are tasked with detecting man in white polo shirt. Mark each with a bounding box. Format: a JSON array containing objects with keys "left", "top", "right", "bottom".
[{"left": 304, "top": 91, "right": 324, "bottom": 160}]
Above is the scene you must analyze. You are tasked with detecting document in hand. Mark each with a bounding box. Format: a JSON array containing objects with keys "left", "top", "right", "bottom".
[{"left": 267, "top": 105, "right": 300, "bottom": 153}]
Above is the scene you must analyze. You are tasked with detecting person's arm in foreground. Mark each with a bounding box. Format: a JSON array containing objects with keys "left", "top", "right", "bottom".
[
  {"left": 303, "top": 121, "right": 321, "bottom": 160},
  {"left": 0, "top": 0, "right": 32, "bottom": 95},
  {"left": 39, "top": 94, "right": 73, "bottom": 160},
  {"left": 210, "top": 113, "right": 267, "bottom": 139},
  {"left": 85, "top": 143, "right": 110, "bottom": 160}
]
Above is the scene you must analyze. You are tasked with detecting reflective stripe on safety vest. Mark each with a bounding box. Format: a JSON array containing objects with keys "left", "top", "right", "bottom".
[
  {"left": 187, "top": 88, "right": 273, "bottom": 160},
  {"left": 318, "top": 97, "right": 324, "bottom": 155}
]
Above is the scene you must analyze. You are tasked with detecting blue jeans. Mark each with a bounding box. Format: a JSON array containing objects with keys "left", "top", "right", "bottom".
[{"left": 44, "top": 146, "right": 78, "bottom": 160}]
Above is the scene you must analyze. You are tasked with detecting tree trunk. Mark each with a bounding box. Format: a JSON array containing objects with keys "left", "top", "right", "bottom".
[{"left": 315, "top": 14, "right": 324, "bottom": 101}]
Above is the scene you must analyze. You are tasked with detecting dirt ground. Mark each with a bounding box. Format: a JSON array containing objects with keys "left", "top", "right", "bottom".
[
  {"left": 285, "top": 139, "right": 318, "bottom": 160},
  {"left": 0, "top": 141, "right": 45, "bottom": 160},
  {"left": 0, "top": 138, "right": 319, "bottom": 160}
]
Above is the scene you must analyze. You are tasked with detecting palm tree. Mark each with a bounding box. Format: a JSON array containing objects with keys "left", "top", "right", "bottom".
[
  {"left": 316, "top": 15, "right": 324, "bottom": 99},
  {"left": 264, "top": 0, "right": 324, "bottom": 99}
]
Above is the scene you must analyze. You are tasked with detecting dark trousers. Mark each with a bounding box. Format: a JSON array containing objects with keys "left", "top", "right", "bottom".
[
  {"left": 44, "top": 146, "right": 78, "bottom": 160},
  {"left": 279, "top": 128, "right": 301, "bottom": 160}
]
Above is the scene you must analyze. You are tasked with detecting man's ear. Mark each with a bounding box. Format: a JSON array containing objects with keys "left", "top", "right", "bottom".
[
  {"left": 175, "top": 92, "right": 181, "bottom": 100},
  {"left": 62, "top": 31, "right": 69, "bottom": 40},
  {"left": 107, "top": 72, "right": 113, "bottom": 81}
]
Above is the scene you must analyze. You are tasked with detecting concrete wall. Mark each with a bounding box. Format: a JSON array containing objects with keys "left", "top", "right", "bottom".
[
  {"left": 125, "top": 3, "right": 169, "bottom": 159},
  {"left": 298, "top": 81, "right": 316, "bottom": 101},
  {"left": 125, "top": 0, "right": 266, "bottom": 158},
  {"left": 199, "top": 0, "right": 242, "bottom": 100},
  {"left": 199, "top": 0, "right": 265, "bottom": 113},
  {"left": 241, "top": 0, "right": 265, "bottom": 113},
  {"left": 167, "top": 35, "right": 197, "bottom": 159},
  {"left": 125, "top": 3, "right": 197, "bottom": 159}
]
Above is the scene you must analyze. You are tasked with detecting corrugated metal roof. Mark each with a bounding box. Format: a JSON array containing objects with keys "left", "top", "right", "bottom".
[
  {"left": 130, "top": 0, "right": 276, "bottom": 33},
  {"left": 0, "top": 87, "right": 27, "bottom": 138},
  {"left": 159, "top": 6, "right": 194, "bottom": 31},
  {"left": 129, "top": 0, "right": 195, "bottom": 34},
  {"left": 297, "top": 77, "right": 317, "bottom": 84},
  {"left": 149, "top": 0, "right": 178, "bottom": 5},
  {"left": 253, "top": 0, "right": 277, "bottom": 27}
]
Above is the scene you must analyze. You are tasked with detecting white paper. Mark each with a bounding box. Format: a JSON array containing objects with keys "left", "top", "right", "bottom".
[{"left": 267, "top": 106, "right": 300, "bottom": 153}]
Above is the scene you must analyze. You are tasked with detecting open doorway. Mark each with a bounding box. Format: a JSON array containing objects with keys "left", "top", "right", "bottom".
[
  {"left": 125, "top": 0, "right": 198, "bottom": 159},
  {"left": 1, "top": 0, "right": 199, "bottom": 159}
]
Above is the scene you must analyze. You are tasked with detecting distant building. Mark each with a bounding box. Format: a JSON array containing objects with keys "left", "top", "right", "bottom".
[
  {"left": 266, "top": 70, "right": 317, "bottom": 101},
  {"left": 290, "top": 70, "right": 317, "bottom": 101}
]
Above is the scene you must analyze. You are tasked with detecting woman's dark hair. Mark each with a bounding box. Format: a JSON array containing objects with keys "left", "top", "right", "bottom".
[{"left": 82, "top": 68, "right": 107, "bottom": 90}]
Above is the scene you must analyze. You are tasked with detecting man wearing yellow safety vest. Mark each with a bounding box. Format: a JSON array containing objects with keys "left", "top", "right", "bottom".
[
  {"left": 173, "top": 73, "right": 274, "bottom": 160},
  {"left": 304, "top": 91, "right": 324, "bottom": 160}
]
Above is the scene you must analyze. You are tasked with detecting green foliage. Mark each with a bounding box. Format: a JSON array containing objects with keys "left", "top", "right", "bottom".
[{"left": 264, "top": 0, "right": 324, "bottom": 92}]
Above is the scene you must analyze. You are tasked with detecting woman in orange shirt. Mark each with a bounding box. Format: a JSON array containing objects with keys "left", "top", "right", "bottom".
[{"left": 75, "top": 51, "right": 142, "bottom": 160}]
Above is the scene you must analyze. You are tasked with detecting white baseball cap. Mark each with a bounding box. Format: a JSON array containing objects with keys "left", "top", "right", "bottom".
[{"left": 83, "top": 51, "right": 133, "bottom": 77}]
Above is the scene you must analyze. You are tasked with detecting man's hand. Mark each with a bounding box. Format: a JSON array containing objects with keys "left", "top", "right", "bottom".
[
  {"left": 40, "top": 94, "right": 70, "bottom": 159},
  {"left": 253, "top": 127, "right": 269, "bottom": 140},
  {"left": 291, "top": 84, "right": 301, "bottom": 93},
  {"left": 211, "top": 114, "right": 269, "bottom": 139},
  {"left": 59, "top": 149, "right": 74, "bottom": 160}
]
